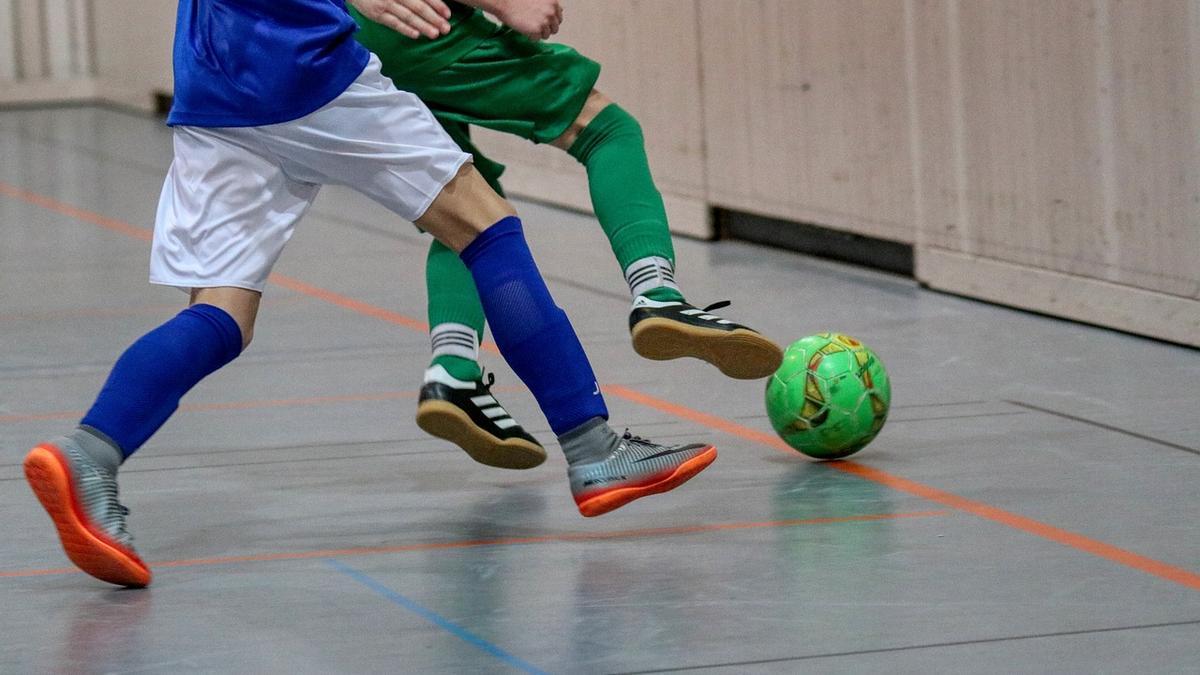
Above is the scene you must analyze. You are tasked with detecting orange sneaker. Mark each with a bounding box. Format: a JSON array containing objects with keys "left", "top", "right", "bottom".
[
  {"left": 24, "top": 441, "right": 151, "bottom": 587},
  {"left": 568, "top": 431, "right": 717, "bottom": 517}
]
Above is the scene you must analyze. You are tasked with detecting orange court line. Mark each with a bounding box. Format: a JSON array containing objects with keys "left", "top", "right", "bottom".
[
  {"left": 0, "top": 181, "right": 425, "bottom": 333},
  {"left": 0, "top": 293, "right": 314, "bottom": 323},
  {"left": 0, "top": 391, "right": 421, "bottom": 424},
  {"left": 832, "top": 462, "right": 1200, "bottom": 591},
  {"left": 0, "top": 181, "right": 153, "bottom": 242},
  {"left": 267, "top": 274, "right": 428, "bottom": 333},
  {"left": 604, "top": 385, "right": 1200, "bottom": 592},
  {"left": 0, "top": 510, "right": 946, "bottom": 579},
  {"left": 4, "top": 180, "right": 1200, "bottom": 592}
]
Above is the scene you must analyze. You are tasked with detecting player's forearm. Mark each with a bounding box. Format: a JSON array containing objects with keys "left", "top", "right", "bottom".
[{"left": 347, "top": 0, "right": 452, "bottom": 39}]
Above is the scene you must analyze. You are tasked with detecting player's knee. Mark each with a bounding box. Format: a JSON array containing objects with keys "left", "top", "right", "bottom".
[
  {"left": 418, "top": 165, "right": 517, "bottom": 252},
  {"left": 188, "top": 288, "right": 260, "bottom": 352},
  {"left": 607, "top": 105, "right": 643, "bottom": 140},
  {"left": 565, "top": 102, "right": 643, "bottom": 163}
]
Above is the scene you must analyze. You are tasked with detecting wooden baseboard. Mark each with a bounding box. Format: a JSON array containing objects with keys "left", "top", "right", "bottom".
[
  {"left": 917, "top": 248, "right": 1200, "bottom": 347},
  {"left": 93, "top": 80, "right": 160, "bottom": 113},
  {"left": 0, "top": 80, "right": 158, "bottom": 115},
  {"left": 0, "top": 78, "right": 98, "bottom": 106},
  {"left": 717, "top": 208, "right": 914, "bottom": 275}
]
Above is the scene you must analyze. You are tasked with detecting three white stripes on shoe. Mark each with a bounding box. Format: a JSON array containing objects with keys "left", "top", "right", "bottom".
[
  {"left": 423, "top": 363, "right": 521, "bottom": 432},
  {"left": 469, "top": 394, "right": 519, "bottom": 429},
  {"left": 680, "top": 308, "right": 733, "bottom": 324},
  {"left": 630, "top": 295, "right": 735, "bottom": 325}
]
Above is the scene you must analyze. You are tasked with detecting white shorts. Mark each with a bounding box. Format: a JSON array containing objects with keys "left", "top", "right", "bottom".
[{"left": 150, "top": 54, "right": 471, "bottom": 292}]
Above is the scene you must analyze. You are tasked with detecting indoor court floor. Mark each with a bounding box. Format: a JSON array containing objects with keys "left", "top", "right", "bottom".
[{"left": 1, "top": 106, "right": 1198, "bottom": 674}]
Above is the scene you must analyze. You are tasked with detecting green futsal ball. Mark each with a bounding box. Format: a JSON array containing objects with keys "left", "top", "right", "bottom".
[{"left": 765, "top": 333, "right": 891, "bottom": 459}]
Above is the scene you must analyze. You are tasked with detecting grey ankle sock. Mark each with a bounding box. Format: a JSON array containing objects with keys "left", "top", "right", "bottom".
[
  {"left": 558, "top": 417, "right": 621, "bottom": 466},
  {"left": 71, "top": 425, "right": 124, "bottom": 474}
]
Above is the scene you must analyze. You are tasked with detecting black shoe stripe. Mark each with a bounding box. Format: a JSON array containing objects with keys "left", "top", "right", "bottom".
[
  {"left": 627, "top": 270, "right": 661, "bottom": 288},
  {"left": 630, "top": 301, "right": 755, "bottom": 331},
  {"left": 432, "top": 333, "right": 476, "bottom": 343},
  {"left": 627, "top": 264, "right": 675, "bottom": 286},
  {"left": 419, "top": 382, "right": 538, "bottom": 445},
  {"left": 632, "top": 444, "right": 710, "bottom": 463},
  {"left": 431, "top": 328, "right": 476, "bottom": 338},
  {"left": 432, "top": 333, "right": 477, "bottom": 345}
]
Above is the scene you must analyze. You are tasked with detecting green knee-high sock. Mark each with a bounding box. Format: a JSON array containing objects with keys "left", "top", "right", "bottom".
[
  {"left": 567, "top": 104, "right": 685, "bottom": 303},
  {"left": 426, "top": 239, "right": 485, "bottom": 381}
]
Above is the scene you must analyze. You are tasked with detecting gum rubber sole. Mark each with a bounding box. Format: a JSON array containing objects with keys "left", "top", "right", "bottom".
[
  {"left": 416, "top": 400, "right": 547, "bottom": 470},
  {"left": 23, "top": 444, "right": 151, "bottom": 588},
  {"left": 631, "top": 320, "right": 783, "bottom": 380},
  {"left": 575, "top": 445, "right": 718, "bottom": 518}
]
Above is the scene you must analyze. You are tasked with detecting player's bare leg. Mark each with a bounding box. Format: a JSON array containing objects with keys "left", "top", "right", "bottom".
[
  {"left": 548, "top": 89, "right": 613, "bottom": 152},
  {"left": 416, "top": 162, "right": 516, "bottom": 252},
  {"left": 191, "top": 287, "right": 261, "bottom": 348}
]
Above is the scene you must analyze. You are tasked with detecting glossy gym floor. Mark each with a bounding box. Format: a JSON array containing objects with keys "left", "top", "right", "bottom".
[{"left": 1, "top": 106, "right": 1197, "bottom": 674}]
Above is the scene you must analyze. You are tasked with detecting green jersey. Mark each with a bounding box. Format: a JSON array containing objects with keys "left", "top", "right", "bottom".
[{"left": 348, "top": 2, "right": 497, "bottom": 79}]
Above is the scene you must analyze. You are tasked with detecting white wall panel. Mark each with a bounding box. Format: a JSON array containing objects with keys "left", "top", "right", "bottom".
[
  {"left": 910, "top": 0, "right": 1200, "bottom": 309},
  {"left": 0, "top": 0, "right": 95, "bottom": 103},
  {"left": 89, "top": 0, "right": 174, "bottom": 110},
  {"left": 0, "top": 0, "right": 17, "bottom": 80},
  {"left": 698, "top": 0, "right": 917, "bottom": 244},
  {"left": 43, "top": 0, "right": 74, "bottom": 78},
  {"left": 70, "top": 0, "right": 92, "bottom": 76},
  {"left": 15, "top": 0, "right": 45, "bottom": 79}
]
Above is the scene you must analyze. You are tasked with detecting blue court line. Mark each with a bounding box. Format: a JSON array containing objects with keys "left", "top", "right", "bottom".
[{"left": 325, "top": 558, "right": 551, "bottom": 675}]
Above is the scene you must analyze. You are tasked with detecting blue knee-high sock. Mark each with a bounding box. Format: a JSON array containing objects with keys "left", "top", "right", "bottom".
[
  {"left": 80, "top": 304, "right": 243, "bottom": 458},
  {"left": 459, "top": 216, "right": 608, "bottom": 435}
]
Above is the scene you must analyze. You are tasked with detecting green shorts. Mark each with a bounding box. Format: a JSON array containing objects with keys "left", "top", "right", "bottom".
[{"left": 352, "top": 8, "right": 601, "bottom": 192}]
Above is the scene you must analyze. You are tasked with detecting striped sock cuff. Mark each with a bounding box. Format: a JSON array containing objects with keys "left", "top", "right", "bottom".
[
  {"left": 624, "top": 256, "right": 680, "bottom": 298},
  {"left": 430, "top": 323, "right": 479, "bottom": 361}
]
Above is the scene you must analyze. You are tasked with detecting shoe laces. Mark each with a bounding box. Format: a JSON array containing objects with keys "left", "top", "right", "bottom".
[
  {"left": 61, "top": 443, "right": 135, "bottom": 546},
  {"left": 113, "top": 506, "right": 133, "bottom": 541},
  {"left": 102, "top": 476, "right": 133, "bottom": 545},
  {"left": 621, "top": 429, "right": 653, "bottom": 445},
  {"left": 91, "top": 466, "right": 134, "bottom": 546},
  {"left": 480, "top": 369, "right": 497, "bottom": 390},
  {"left": 701, "top": 300, "right": 732, "bottom": 312}
]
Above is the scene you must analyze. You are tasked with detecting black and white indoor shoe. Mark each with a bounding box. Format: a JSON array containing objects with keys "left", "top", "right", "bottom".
[
  {"left": 628, "top": 297, "right": 784, "bottom": 380},
  {"left": 416, "top": 366, "right": 546, "bottom": 470}
]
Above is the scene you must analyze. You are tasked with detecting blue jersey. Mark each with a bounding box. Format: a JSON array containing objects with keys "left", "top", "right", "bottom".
[{"left": 168, "top": 0, "right": 370, "bottom": 127}]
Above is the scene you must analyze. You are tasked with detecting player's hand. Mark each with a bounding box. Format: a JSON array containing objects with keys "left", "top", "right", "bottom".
[
  {"left": 348, "top": 0, "right": 452, "bottom": 39},
  {"left": 494, "top": 0, "right": 563, "bottom": 41}
]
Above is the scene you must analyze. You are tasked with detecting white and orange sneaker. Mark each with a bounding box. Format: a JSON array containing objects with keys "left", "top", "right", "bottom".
[
  {"left": 568, "top": 430, "right": 717, "bottom": 518},
  {"left": 24, "top": 439, "right": 151, "bottom": 588}
]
